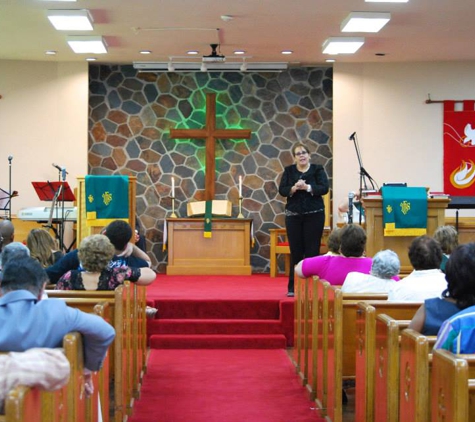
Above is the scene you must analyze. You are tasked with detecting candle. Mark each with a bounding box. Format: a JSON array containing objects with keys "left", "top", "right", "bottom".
[
  {"left": 171, "top": 177, "right": 175, "bottom": 198},
  {"left": 239, "top": 175, "right": 242, "bottom": 197}
]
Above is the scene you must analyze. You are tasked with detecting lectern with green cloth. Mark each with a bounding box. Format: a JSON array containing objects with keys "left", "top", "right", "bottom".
[
  {"left": 85, "top": 175, "right": 129, "bottom": 225},
  {"left": 381, "top": 186, "right": 428, "bottom": 236},
  {"left": 363, "top": 192, "right": 449, "bottom": 275},
  {"left": 76, "top": 175, "right": 137, "bottom": 245}
]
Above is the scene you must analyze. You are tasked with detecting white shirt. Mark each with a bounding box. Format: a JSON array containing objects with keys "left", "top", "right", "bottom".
[
  {"left": 387, "top": 269, "right": 447, "bottom": 302},
  {"left": 342, "top": 272, "right": 397, "bottom": 293}
]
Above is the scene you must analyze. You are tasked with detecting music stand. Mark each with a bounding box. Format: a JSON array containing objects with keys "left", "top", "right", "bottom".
[
  {"left": 32, "top": 181, "right": 76, "bottom": 251},
  {"left": 0, "top": 187, "right": 17, "bottom": 220},
  {"left": 32, "top": 181, "right": 75, "bottom": 202}
]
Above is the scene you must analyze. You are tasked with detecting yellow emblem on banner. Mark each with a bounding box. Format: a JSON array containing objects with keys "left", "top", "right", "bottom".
[{"left": 102, "top": 191, "right": 113, "bottom": 206}]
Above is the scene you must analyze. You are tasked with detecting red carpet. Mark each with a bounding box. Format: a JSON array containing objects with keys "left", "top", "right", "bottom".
[
  {"left": 129, "top": 349, "right": 325, "bottom": 422},
  {"left": 146, "top": 275, "right": 294, "bottom": 348},
  {"left": 146, "top": 274, "right": 291, "bottom": 301}
]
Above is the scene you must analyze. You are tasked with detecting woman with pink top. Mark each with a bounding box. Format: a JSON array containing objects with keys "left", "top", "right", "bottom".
[{"left": 295, "top": 224, "right": 372, "bottom": 285}]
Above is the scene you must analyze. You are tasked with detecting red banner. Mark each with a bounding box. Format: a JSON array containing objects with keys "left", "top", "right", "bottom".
[{"left": 444, "top": 100, "right": 475, "bottom": 196}]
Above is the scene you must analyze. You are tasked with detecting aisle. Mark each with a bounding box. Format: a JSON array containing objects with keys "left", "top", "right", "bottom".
[{"left": 129, "top": 349, "right": 325, "bottom": 422}]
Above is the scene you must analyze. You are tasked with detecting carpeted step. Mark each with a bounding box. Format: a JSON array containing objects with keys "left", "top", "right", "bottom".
[
  {"left": 147, "top": 318, "right": 284, "bottom": 336},
  {"left": 150, "top": 334, "right": 287, "bottom": 349},
  {"left": 148, "top": 299, "right": 282, "bottom": 319}
]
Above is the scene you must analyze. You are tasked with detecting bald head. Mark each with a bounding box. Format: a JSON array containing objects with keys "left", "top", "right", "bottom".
[{"left": 0, "top": 220, "right": 14, "bottom": 251}]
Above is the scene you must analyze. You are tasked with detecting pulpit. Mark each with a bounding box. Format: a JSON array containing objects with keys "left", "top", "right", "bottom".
[
  {"left": 364, "top": 197, "right": 449, "bottom": 274},
  {"left": 166, "top": 218, "right": 252, "bottom": 275},
  {"left": 76, "top": 176, "right": 136, "bottom": 244}
]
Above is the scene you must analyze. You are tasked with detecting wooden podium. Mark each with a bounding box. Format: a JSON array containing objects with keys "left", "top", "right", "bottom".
[
  {"left": 166, "top": 218, "right": 252, "bottom": 275},
  {"left": 364, "top": 197, "right": 450, "bottom": 274}
]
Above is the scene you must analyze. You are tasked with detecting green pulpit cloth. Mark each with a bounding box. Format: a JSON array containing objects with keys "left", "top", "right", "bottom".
[
  {"left": 85, "top": 175, "right": 129, "bottom": 226},
  {"left": 381, "top": 186, "right": 427, "bottom": 236},
  {"left": 204, "top": 200, "right": 212, "bottom": 238}
]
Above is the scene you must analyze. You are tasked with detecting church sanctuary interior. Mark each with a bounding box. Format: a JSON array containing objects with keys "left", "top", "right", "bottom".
[{"left": 2, "top": 1, "right": 475, "bottom": 421}]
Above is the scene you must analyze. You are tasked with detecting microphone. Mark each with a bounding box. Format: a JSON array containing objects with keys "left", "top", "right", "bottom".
[
  {"left": 52, "top": 163, "right": 63, "bottom": 172},
  {"left": 7, "top": 155, "right": 13, "bottom": 162},
  {"left": 349, "top": 132, "right": 356, "bottom": 141},
  {"left": 348, "top": 191, "right": 355, "bottom": 224}
]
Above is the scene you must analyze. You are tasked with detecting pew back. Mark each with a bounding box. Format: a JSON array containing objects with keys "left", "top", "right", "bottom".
[
  {"left": 399, "top": 329, "right": 437, "bottom": 422},
  {"left": 374, "top": 314, "right": 410, "bottom": 422},
  {"left": 430, "top": 349, "right": 475, "bottom": 422}
]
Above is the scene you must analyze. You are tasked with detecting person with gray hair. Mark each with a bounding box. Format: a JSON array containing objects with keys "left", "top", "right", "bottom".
[
  {"left": 0, "top": 242, "right": 30, "bottom": 268},
  {"left": 0, "top": 242, "right": 31, "bottom": 283},
  {"left": 342, "top": 249, "right": 401, "bottom": 293}
]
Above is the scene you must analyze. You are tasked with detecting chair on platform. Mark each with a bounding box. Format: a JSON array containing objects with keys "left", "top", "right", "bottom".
[{"left": 269, "top": 192, "right": 331, "bottom": 277}]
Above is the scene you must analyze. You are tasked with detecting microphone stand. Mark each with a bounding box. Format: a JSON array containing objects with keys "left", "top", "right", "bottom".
[
  {"left": 349, "top": 133, "right": 377, "bottom": 224},
  {"left": 8, "top": 156, "right": 12, "bottom": 220}
]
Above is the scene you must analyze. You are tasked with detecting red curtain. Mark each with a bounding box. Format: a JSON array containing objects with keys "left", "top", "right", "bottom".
[{"left": 443, "top": 100, "right": 475, "bottom": 196}]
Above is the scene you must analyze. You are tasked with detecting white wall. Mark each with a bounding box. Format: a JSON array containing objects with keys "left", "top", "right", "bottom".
[
  {"left": 0, "top": 60, "right": 89, "bottom": 214},
  {"left": 333, "top": 61, "right": 475, "bottom": 224}
]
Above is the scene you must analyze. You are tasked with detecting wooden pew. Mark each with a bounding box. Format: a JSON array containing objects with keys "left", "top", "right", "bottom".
[
  {"left": 92, "top": 302, "right": 112, "bottom": 422},
  {"left": 431, "top": 349, "right": 475, "bottom": 422},
  {"left": 374, "top": 314, "right": 410, "bottom": 422},
  {"left": 2, "top": 386, "right": 43, "bottom": 422},
  {"left": 301, "top": 277, "right": 388, "bottom": 405},
  {"left": 63, "top": 332, "right": 87, "bottom": 422},
  {"left": 290, "top": 275, "right": 306, "bottom": 379},
  {"left": 321, "top": 282, "right": 422, "bottom": 422},
  {"left": 399, "top": 329, "right": 437, "bottom": 422},
  {"left": 48, "top": 284, "right": 147, "bottom": 404},
  {"left": 355, "top": 303, "right": 420, "bottom": 422},
  {"left": 49, "top": 285, "right": 131, "bottom": 422},
  {"left": 305, "top": 276, "right": 324, "bottom": 404},
  {"left": 292, "top": 277, "right": 388, "bottom": 420}
]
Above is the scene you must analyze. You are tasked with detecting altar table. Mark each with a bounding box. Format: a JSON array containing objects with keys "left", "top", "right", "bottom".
[{"left": 166, "top": 218, "right": 252, "bottom": 275}]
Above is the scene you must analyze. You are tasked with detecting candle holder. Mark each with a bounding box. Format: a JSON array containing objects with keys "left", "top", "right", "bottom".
[
  {"left": 170, "top": 197, "right": 177, "bottom": 218},
  {"left": 237, "top": 197, "right": 244, "bottom": 218}
]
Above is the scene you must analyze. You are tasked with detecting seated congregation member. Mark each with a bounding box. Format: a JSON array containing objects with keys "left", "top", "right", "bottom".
[
  {"left": 434, "top": 305, "right": 475, "bottom": 354},
  {"left": 27, "top": 229, "right": 63, "bottom": 268},
  {"left": 56, "top": 234, "right": 156, "bottom": 291},
  {"left": 410, "top": 243, "right": 475, "bottom": 335},
  {"left": 323, "top": 227, "right": 342, "bottom": 256},
  {"left": 46, "top": 219, "right": 151, "bottom": 283},
  {"left": 0, "top": 257, "right": 115, "bottom": 372},
  {"left": 433, "top": 225, "right": 458, "bottom": 273},
  {"left": 387, "top": 235, "right": 447, "bottom": 302},
  {"left": 0, "top": 220, "right": 15, "bottom": 253},
  {"left": 295, "top": 224, "right": 372, "bottom": 285},
  {"left": 342, "top": 249, "right": 400, "bottom": 293},
  {"left": 0, "top": 242, "right": 30, "bottom": 281},
  {"left": 0, "top": 348, "right": 70, "bottom": 413}
]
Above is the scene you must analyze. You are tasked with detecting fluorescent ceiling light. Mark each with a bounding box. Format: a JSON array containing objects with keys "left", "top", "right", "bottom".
[
  {"left": 365, "top": 0, "right": 408, "bottom": 2},
  {"left": 322, "top": 37, "right": 365, "bottom": 55},
  {"left": 47, "top": 9, "right": 93, "bottom": 31},
  {"left": 133, "top": 61, "right": 288, "bottom": 72},
  {"left": 67, "top": 36, "right": 107, "bottom": 54},
  {"left": 341, "top": 12, "right": 391, "bottom": 33}
]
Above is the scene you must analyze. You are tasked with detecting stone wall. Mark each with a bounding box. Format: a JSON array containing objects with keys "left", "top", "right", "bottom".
[{"left": 89, "top": 65, "right": 333, "bottom": 273}]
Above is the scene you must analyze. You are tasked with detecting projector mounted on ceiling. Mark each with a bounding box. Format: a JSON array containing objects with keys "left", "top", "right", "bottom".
[{"left": 202, "top": 44, "right": 225, "bottom": 63}]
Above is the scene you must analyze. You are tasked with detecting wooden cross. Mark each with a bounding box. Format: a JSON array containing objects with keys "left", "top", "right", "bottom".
[{"left": 169, "top": 93, "right": 251, "bottom": 201}]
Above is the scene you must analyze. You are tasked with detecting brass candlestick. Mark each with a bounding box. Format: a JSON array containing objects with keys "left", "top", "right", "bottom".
[
  {"left": 237, "top": 197, "right": 244, "bottom": 218},
  {"left": 170, "top": 197, "right": 177, "bottom": 218}
]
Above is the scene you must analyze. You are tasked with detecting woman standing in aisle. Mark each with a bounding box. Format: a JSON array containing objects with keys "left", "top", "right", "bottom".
[{"left": 278, "top": 142, "right": 329, "bottom": 296}]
